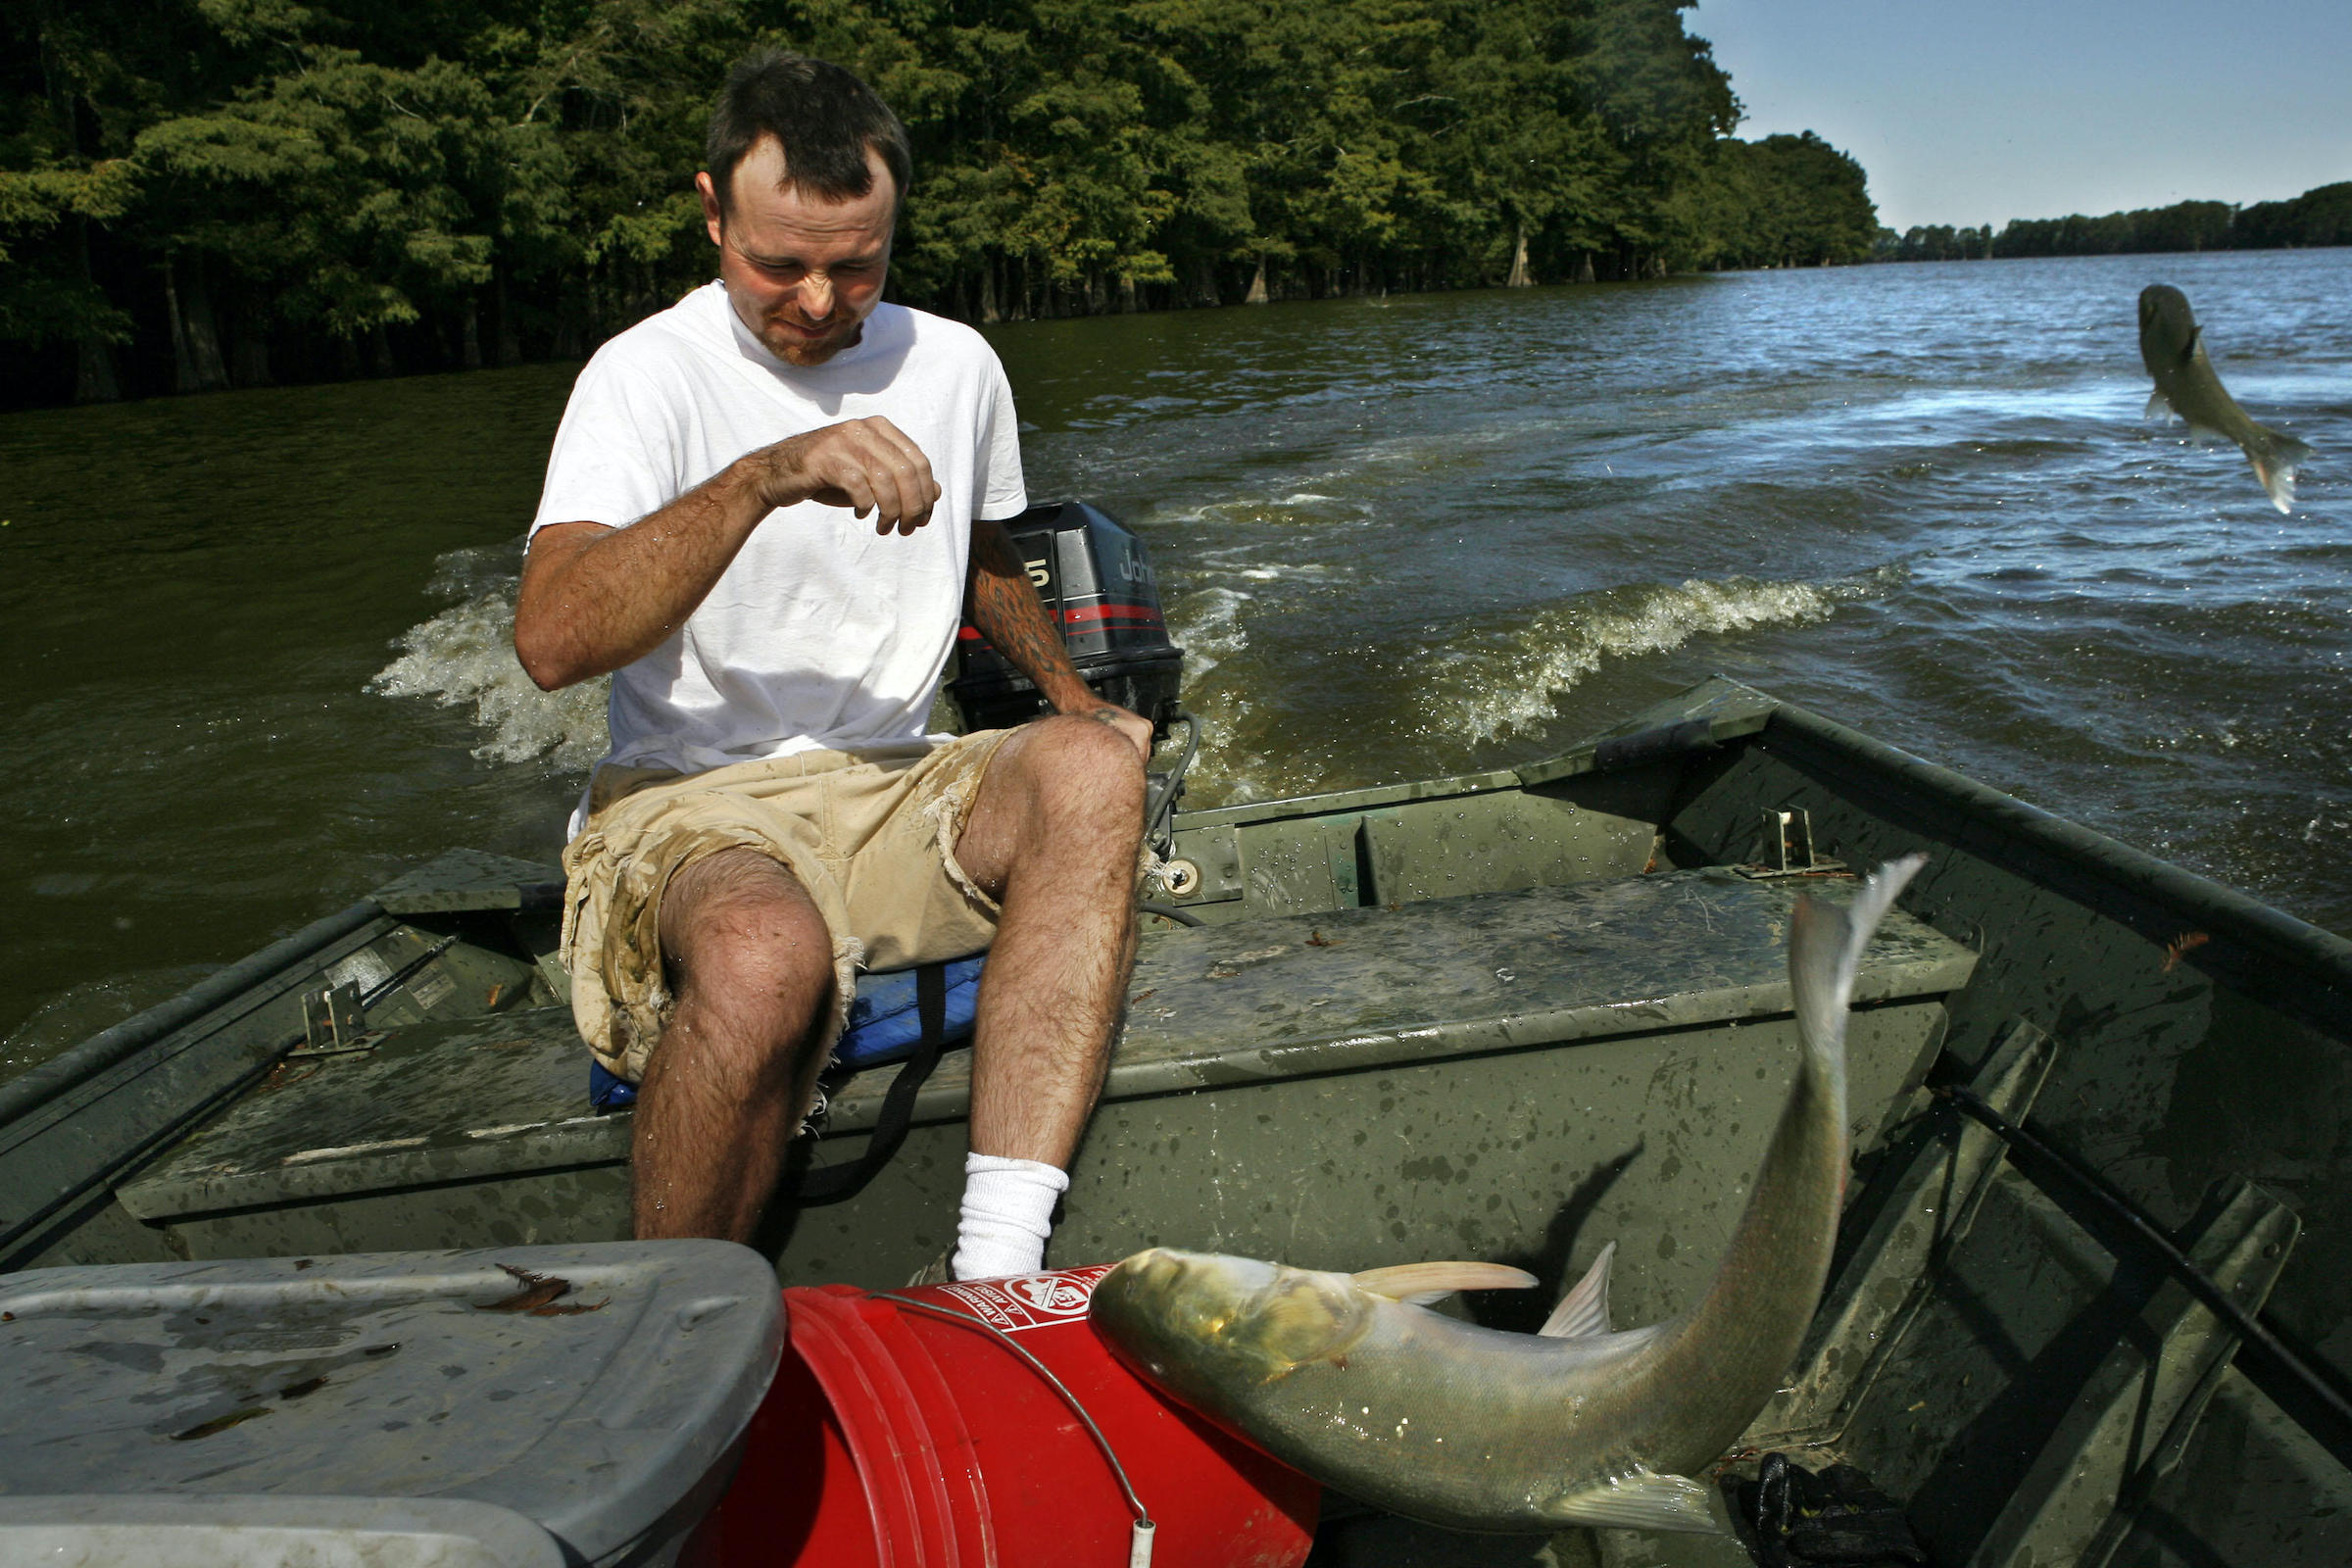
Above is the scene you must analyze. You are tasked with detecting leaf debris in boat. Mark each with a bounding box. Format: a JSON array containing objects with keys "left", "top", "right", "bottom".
[
  {"left": 279, "top": 1375, "right": 328, "bottom": 1399},
  {"left": 172, "top": 1406, "right": 271, "bottom": 1442},
  {"left": 2161, "top": 931, "right": 2210, "bottom": 971},
  {"left": 479, "top": 1262, "right": 572, "bottom": 1312},
  {"left": 528, "top": 1298, "right": 611, "bottom": 1317}
]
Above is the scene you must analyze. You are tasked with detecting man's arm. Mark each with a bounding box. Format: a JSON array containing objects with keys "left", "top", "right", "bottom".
[
  {"left": 514, "top": 416, "right": 943, "bottom": 691},
  {"left": 967, "top": 516, "right": 1154, "bottom": 761}
]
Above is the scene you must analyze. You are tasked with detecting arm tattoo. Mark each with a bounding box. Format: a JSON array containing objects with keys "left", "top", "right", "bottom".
[{"left": 968, "top": 518, "right": 1094, "bottom": 709}]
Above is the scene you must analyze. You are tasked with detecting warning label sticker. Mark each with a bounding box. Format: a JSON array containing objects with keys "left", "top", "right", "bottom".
[{"left": 935, "top": 1264, "right": 1117, "bottom": 1333}]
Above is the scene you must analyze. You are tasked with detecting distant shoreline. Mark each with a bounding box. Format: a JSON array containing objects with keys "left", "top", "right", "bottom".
[
  {"left": 10, "top": 247, "right": 2352, "bottom": 421},
  {"left": 1869, "top": 181, "right": 2350, "bottom": 264}
]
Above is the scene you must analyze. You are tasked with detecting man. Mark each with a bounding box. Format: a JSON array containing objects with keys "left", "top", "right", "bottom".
[{"left": 513, "top": 51, "right": 1150, "bottom": 1282}]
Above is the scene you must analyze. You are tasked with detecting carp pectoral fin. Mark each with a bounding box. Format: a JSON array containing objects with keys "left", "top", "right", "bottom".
[
  {"left": 1539, "top": 1241, "right": 1616, "bottom": 1338},
  {"left": 1549, "top": 1467, "right": 1725, "bottom": 1534},
  {"left": 2145, "top": 388, "right": 2177, "bottom": 421},
  {"left": 2180, "top": 324, "right": 2204, "bottom": 367},
  {"left": 1350, "top": 1261, "right": 1537, "bottom": 1305}
]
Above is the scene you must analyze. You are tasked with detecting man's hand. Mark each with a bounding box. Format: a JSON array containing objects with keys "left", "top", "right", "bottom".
[
  {"left": 965, "top": 515, "right": 1153, "bottom": 765},
  {"left": 1082, "top": 703, "right": 1155, "bottom": 766},
  {"left": 514, "top": 416, "right": 945, "bottom": 690},
  {"left": 749, "top": 416, "right": 941, "bottom": 535}
]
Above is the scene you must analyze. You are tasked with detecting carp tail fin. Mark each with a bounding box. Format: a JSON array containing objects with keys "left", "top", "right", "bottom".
[
  {"left": 1790, "top": 855, "right": 1927, "bottom": 1105},
  {"left": 2246, "top": 426, "right": 2312, "bottom": 514}
]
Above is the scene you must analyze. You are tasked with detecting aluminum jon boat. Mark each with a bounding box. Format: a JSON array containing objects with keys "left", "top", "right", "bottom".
[{"left": 5, "top": 674, "right": 2348, "bottom": 1568}]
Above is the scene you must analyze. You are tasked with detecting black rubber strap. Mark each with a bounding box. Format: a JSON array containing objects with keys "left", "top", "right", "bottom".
[{"left": 792, "top": 963, "right": 949, "bottom": 1205}]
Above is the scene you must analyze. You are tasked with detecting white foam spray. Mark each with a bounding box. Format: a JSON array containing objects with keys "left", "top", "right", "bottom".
[
  {"left": 1165, "top": 586, "right": 1253, "bottom": 678},
  {"left": 1429, "top": 569, "right": 1895, "bottom": 745},
  {"left": 368, "top": 545, "right": 611, "bottom": 770}
]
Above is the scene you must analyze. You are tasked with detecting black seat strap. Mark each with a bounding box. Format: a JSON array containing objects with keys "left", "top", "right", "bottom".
[{"left": 792, "top": 962, "right": 950, "bottom": 1205}]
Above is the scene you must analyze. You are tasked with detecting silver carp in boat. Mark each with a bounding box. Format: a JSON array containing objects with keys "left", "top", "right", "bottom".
[
  {"left": 2137, "top": 283, "right": 2311, "bottom": 514},
  {"left": 1089, "top": 855, "right": 1928, "bottom": 1535}
]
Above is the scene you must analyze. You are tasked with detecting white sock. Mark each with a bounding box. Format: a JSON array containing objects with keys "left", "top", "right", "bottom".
[{"left": 951, "top": 1153, "right": 1070, "bottom": 1280}]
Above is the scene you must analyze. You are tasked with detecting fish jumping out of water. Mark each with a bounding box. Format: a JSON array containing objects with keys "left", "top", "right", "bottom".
[
  {"left": 1090, "top": 855, "right": 1928, "bottom": 1535},
  {"left": 2137, "top": 283, "right": 2310, "bottom": 514}
]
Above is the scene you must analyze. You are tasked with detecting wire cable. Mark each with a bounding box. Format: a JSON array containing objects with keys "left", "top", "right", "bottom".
[
  {"left": 1143, "top": 711, "right": 1200, "bottom": 849},
  {"left": 870, "top": 1290, "right": 1156, "bottom": 1562},
  {"left": 1937, "top": 1084, "right": 2352, "bottom": 1438}
]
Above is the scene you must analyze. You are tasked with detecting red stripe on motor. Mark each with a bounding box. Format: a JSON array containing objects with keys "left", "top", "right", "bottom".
[
  {"left": 958, "top": 604, "right": 1164, "bottom": 642},
  {"left": 1059, "top": 604, "right": 1165, "bottom": 626}
]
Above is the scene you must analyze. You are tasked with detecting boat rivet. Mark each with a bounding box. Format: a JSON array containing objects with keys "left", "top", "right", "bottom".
[{"left": 1162, "top": 859, "right": 1201, "bottom": 897}]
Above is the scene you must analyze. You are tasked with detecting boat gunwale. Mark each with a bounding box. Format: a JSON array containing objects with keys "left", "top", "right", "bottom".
[
  {"left": 0, "top": 900, "right": 388, "bottom": 1132},
  {"left": 1754, "top": 698, "right": 2352, "bottom": 1006}
]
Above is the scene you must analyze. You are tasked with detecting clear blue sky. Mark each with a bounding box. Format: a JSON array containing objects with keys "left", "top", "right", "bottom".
[{"left": 1690, "top": 1, "right": 2352, "bottom": 232}]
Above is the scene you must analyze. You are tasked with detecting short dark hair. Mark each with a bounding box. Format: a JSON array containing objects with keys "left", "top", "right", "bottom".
[{"left": 705, "top": 51, "right": 911, "bottom": 220}]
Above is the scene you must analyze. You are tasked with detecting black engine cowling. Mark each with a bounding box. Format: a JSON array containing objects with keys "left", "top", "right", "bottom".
[{"left": 947, "top": 500, "right": 1184, "bottom": 735}]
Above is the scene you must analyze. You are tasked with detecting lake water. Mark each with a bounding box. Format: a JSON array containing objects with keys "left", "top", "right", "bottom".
[{"left": 5, "top": 248, "right": 2347, "bottom": 1072}]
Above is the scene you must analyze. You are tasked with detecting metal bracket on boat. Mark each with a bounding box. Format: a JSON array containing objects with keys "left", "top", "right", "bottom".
[
  {"left": 1738, "top": 807, "right": 1847, "bottom": 879},
  {"left": 289, "top": 983, "right": 383, "bottom": 1058}
]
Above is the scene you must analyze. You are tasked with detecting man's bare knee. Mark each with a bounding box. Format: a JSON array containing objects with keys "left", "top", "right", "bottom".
[
  {"left": 659, "top": 849, "right": 834, "bottom": 1055},
  {"left": 1013, "top": 715, "right": 1146, "bottom": 817},
  {"left": 957, "top": 716, "right": 1146, "bottom": 891}
]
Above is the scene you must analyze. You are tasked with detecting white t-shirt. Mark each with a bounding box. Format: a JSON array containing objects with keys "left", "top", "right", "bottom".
[{"left": 530, "top": 282, "right": 1027, "bottom": 776}]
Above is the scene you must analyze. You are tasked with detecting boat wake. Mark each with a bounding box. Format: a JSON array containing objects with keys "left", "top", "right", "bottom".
[
  {"left": 368, "top": 546, "right": 611, "bottom": 771},
  {"left": 1169, "top": 566, "right": 1895, "bottom": 808},
  {"left": 367, "top": 543, "right": 1886, "bottom": 832},
  {"left": 1427, "top": 568, "right": 1899, "bottom": 746},
  {"left": 1165, "top": 585, "right": 1254, "bottom": 677}
]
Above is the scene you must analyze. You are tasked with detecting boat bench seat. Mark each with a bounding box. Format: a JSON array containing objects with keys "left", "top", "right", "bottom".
[
  {"left": 120, "top": 866, "right": 1975, "bottom": 1241},
  {"left": 869, "top": 862, "right": 1976, "bottom": 1135}
]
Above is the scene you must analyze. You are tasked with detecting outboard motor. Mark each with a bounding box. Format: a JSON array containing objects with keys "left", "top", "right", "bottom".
[
  {"left": 948, "top": 500, "right": 1184, "bottom": 736},
  {"left": 950, "top": 500, "right": 1197, "bottom": 863}
]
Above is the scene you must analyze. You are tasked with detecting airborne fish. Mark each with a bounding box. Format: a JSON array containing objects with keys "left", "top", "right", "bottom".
[
  {"left": 2138, "top": 283, "right": 2310, "bottom": 514},
  {"left": 1089, "top": 856, "right": 1928, "bottom": 1536}
]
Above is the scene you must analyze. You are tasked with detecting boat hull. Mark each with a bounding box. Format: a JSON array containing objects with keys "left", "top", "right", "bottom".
[{"left": 8, "top": 677, "right": 2349, "bottom": 1566}]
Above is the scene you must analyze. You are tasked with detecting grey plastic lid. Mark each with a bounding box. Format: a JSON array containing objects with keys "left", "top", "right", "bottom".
[
  {"left": 0, "top": 1243, "right": 782, "bottom": 1566},
  {"left": 0, "top": 1494, "right": 564, "bottom": 1568}
]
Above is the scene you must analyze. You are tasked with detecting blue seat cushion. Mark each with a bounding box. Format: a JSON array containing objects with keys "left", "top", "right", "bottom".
[
  {"left": 588, "top": 955, "right": 986, "bottom": 1111},
  {"left": 834, "top": 955, "right": 986, "bottom": 1068}
]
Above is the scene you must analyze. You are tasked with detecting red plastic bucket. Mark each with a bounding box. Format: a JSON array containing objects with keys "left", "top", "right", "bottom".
[{"left": 702, "top": 1264, "right": 1319, "bottom": 1566}]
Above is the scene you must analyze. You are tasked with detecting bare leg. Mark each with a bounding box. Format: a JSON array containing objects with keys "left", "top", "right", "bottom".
[
  {"left": 632, "top": 848, "right": 835, "bottom": 1241},
  {"left": 953, "top": 714, "right": 1148, "bottom": 1166}
]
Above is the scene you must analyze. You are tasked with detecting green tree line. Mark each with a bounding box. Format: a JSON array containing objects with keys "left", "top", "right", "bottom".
[
  {"left": 1, "top": 0, "right": 1876, "bottom": 409},
  {"left": 1876, "top": 182, "right": 2352, "bottom": 264}
]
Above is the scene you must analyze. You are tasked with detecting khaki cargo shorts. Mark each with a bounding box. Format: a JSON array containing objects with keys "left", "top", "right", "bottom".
[{"left": 559, "top": 729, "right": 1015, "bottom": 1082}]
